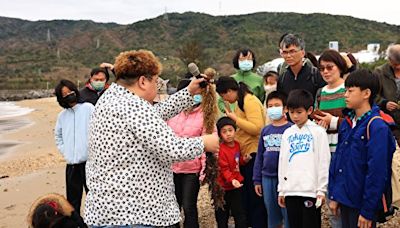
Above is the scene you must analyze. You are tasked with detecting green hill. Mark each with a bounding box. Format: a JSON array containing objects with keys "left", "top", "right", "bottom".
[{"left": 0, "top": 12, "right": 399, "bottom": 89}]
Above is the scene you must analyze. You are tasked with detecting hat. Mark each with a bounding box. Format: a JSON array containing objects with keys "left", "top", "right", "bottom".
[
  {"left": 216, "top": 117, "right": 236, "bottom": 137},
  {"left": 257, "top": 61, "right": 278, "bottom": 76}
]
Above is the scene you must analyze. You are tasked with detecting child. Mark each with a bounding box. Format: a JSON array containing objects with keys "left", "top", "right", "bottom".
[
  {"left": 215, "top": 117, "right": 247, "bottom": 228},
  {"left": 28, "top": 193, "right": 87, "bottom": 228},
  {"left": 328, "top": 69, "right": 396, "bottom": 228},
  {"left": 168, "top": 79, "right": 207, "bottom": 228},
  {"left": 54, "top": 79, "right": 94, "bottom": 215},
  {"left": 277, "top": 89, "right": 331, "bottom": 228},
  {"left": 263, "top": 70, "right": 278, "bottom": 102},
  {"left": 253, "top": 91, "right": 292, "bottom": 228}
]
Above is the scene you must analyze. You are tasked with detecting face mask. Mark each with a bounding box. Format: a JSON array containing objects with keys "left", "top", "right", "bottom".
[
  {"left": 193, "top": 94, "right": 202, "bottom": 105},
  {"left": 63, "top": 93, "right": 77, "bottom": 107},
  {"left": 264, "top": 84, "right": 277, "bottom": 93},
  {"left": 238, "top": 60, "right": 253, "bottom": 71},
  {"left": 91, "top": 81, "right": 106, "bottom": 91},
  {"left": 267, "top": 106, "right": 283, "bottom": 120}
]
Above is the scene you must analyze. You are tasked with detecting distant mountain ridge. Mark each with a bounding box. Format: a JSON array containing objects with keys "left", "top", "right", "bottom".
[{"left": 0, "top": 12, "right": 399, "bottom": 89}]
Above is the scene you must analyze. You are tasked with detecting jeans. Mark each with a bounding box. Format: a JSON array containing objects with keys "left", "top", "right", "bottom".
[
  {"left": 173, "top": 173, "right": 200, "bottom": 228},
  {"left": 240, "top": 153, "right": 268, "bottom": 228}
]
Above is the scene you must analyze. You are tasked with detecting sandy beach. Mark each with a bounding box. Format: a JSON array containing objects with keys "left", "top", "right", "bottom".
[
  {"left": 1, "top": 97, "right": 400, "bottom": 228},
  {"left": 0, "top": 97, "right": 66, "bottom": 228}
]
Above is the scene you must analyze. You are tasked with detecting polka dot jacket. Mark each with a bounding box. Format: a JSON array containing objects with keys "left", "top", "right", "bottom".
[{"left": 84, "top": 83, "right": 204, "bottom": 226}]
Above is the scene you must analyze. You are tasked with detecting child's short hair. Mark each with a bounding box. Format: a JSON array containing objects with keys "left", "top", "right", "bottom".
[
  {"left": 287, "top": 89, "right": 314, "bottom": 110},
  {"left": 345, "top": 69, "right": 380, "bottom": 105},
  {"left": 266, "top": 91, "right": 287, "bottom": 107},
  {"left": 216, "top": 117, "right": 236, "bottom": 137}
]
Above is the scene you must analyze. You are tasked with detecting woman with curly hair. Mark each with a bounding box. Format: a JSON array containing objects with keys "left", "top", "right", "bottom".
[{"left": 84, "top": 50, "right": 219, "bottom": 227}]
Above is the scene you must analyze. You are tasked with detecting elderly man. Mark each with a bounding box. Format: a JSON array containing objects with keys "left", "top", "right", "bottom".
[{"left": 375, "top": 44, "right": 400, "bottom": 143}]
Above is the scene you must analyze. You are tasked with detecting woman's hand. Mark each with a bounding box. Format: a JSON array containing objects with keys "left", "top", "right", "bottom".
[
  {"left": 100, "top": 62, "right": 114, "bottom": 70},
  {"left": 225, "top": 109, "right": 237, "bottom": 122},
  {"left": 187, "top": 74, "right": 207, "bottom": 95},
  {"left": 315, "top": 111, "right": 333, "bottom": 129},
  {"left": 201, "top": 134, "right": 220, "bottom": 153}
]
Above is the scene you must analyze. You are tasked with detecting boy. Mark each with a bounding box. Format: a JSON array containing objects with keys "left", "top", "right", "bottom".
[
  {"left": 328, "top": 69, "right": 396, "bottom": 228},
  {"left": 253, "top": 91, "right": 292, "bottom": 228},
  {"left": 215, "top": 117, "right": 247, "bottom": 228},
  {"left": 277, "top": 89, "right": 331, "bottom": 228}
]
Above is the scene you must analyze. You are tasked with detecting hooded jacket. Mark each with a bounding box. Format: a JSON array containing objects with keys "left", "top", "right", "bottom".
[{"left": 328, "top": 105, "right": 396, "bottom": 220}]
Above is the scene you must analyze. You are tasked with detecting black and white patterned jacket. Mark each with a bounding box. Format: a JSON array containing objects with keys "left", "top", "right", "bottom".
[{"left": 84, "top": 83, "right": 204, "bottom": 226}]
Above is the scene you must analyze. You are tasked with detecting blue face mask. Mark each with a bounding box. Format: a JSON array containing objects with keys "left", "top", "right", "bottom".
[
  {"left": 193, "top": 94, "right": 202, "bottom": 105},
  {"left": 238, "top": 60, "right": 253, "bottom": 71},
  {"left": 267, "top": 106, "right": 283, "bottom": 120}
]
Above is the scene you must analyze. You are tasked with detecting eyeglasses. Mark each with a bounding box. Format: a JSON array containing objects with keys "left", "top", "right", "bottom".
[
  {"left": 280, "top": 49, "right": 301, "bottom": 57},
  {"left": 319, "top": 64, "right": 335, "bottom": 72}
]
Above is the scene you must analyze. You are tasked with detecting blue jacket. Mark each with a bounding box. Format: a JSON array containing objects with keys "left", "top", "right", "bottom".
[
  {"left": 328, "top": 105, "right": 395, "bottom": 220},
  {"left": 55, "top": 102, "right": 94, "bottom": 164}
]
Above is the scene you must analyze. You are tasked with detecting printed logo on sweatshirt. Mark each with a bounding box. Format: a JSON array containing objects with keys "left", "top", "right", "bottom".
[
  {"left": 288, "top": 133, "right": 313, "bottom": 162},
  {"left": 263, "top": 134, "right": 283, "bottom": 152},
  {"left": 235, "top": 152, "right": 240, "bottom": 172}
]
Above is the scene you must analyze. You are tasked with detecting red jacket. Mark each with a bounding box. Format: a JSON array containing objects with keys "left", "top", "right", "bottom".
[{"left": 217, "top": 141, "right": 245, "bottom": 191}]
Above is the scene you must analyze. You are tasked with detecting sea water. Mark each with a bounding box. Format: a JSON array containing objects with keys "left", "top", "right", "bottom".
[{"left": 0, "top": 102, "right": 33, "bottom": 155}]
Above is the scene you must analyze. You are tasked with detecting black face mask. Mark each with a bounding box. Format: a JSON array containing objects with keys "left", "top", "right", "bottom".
[{"left": 63, "top": 93, "right": 77, "bottom": 106}]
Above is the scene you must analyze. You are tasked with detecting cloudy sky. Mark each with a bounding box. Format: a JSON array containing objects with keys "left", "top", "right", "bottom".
[{"left": 1, "top": 0, "right": 399, "bottom": 25}]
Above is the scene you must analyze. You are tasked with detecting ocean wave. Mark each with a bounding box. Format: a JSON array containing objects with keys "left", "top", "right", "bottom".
[{"left": 0, "top": 102, "right": 34, "bottom": 120}]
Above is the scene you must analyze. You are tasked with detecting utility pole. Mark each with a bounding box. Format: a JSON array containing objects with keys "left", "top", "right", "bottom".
[{"left": 47, "top": 29, "right": 51, "bottom": 42}]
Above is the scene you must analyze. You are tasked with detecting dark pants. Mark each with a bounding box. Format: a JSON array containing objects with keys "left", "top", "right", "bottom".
[
  {"left": 240, "top": 153, "right": 268, "bottom": 228},
  {"left": 215, "top": 188, "right": 247, "bottom": 228},
  {"left": 66, "top": 162, "right": 88, "bottom": 215},
  {"left": 285, "top": 196, "right": 321, "bottom": 228},
  {"left": 173, "top": 173, "right": 200, "bottom": 228},
  {"left": 341, "top": 204, "right": 376, "bottom": 228}
]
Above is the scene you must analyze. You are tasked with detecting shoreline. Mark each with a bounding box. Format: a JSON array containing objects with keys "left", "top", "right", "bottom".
[{"left": 0, "top": 97, "right": 64, "bottom": 177}]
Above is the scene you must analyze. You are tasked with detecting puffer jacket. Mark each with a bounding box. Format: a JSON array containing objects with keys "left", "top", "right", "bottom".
[{"left": 167, "top": 106, "right": 206, "bottom": 179}]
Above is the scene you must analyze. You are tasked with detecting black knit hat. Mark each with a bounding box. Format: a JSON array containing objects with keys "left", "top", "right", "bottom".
[{"left": 216, "top": 116, "right": 236, "bottom": 137}]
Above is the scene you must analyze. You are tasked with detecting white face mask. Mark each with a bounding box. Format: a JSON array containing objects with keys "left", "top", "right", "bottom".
[{"left": 264, "top": 84, "right": 277, "bottom": 93}]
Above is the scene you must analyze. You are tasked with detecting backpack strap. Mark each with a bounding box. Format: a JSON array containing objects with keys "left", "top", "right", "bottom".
[
  {"left": 314, "top": 87, "right": 322, "bottom": 109},
  {"left": 366, "top": 116, "right": 383, "bottom": 140},
  {"left": 366, "top": 115, "right": 389, "bottom": 213}
]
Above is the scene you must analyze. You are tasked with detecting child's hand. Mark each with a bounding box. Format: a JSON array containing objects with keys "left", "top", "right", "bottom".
[
  {"left": 243, "top": 154, "right": 252, "bottom": 163},
  {"left": 254, "top": 184, "right": 262, "bottom": 197},
  {"left": 278, "top": 196, "right": 286, "bottom": 208},
  {"left": 232, "top": 179, "right": 243, "bottom": 188},
  {"left": 316, "top": 195, "right": 325, "bottom": 208},
  {"left": 329, "top": 200, "right": 340, "bottom": 217}
]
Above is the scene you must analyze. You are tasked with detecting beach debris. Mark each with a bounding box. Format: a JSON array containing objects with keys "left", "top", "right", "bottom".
[
  {"left": 4, "top": 204, "right": 15, "bottom": 210},
  {"left": 0, "top": 175, "right": 9, "bottom": 179}
]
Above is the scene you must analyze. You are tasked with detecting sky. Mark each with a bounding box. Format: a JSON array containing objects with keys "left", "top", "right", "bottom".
[{"left": 0, "top": 0, "right": 399, "bottom": 26}]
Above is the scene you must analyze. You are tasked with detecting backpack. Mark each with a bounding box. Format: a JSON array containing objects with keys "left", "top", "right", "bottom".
[{"left": 366, "top": 115, "right": 398, "bottom": 223}]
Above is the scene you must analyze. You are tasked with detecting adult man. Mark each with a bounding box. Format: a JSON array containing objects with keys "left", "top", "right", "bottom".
[
  {"left": 375, "top": 44, "right": 400, "bottom": 143},
  {"left": 79, "top": 66, "right": 111, "bottom": 105},
  {"left": 277, "top": 34, "right": 325, "bottom": 98}
]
